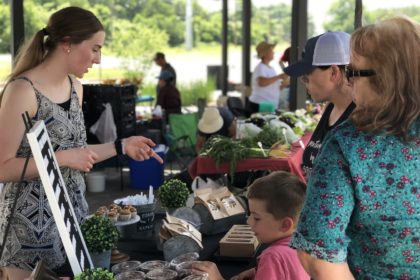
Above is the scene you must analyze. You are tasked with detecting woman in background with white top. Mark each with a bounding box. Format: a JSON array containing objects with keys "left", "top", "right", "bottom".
[{"left": 248, "top": 42, "right": 285, "bottom": 114}]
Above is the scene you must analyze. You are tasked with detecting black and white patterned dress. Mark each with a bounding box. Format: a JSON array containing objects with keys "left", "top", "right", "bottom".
[{"left": 0, "top": 77, "right": 88, "bottom": 270}]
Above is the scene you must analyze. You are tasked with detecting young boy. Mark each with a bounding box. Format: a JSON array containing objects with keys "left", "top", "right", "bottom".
[{"left": 193, "top": 171, "right": 309, "bottom": 280}]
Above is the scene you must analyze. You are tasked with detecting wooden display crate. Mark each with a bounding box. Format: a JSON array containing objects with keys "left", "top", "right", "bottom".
[{"left": 219, "top": 225, "right": 260, "bottom": 258}]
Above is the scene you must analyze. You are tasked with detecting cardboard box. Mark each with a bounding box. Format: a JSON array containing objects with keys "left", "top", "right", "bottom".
[
  {"left": 195, "top": 187, "right": 245, "bottom": 220},
  {"left": 219, "top": 225, "right": 260, "bottom": 258}
]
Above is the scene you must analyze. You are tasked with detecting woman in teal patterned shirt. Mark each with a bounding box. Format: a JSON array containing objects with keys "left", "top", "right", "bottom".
[{"left": 291, "top": 17, "right": 420, "bottom": 279}]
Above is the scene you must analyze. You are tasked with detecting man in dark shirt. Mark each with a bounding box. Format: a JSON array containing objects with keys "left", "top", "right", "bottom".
[
  {"left": 153, "top": 52, "right": 177, "bottom": 86},
  {"left": 156, "top": 71, "right": 181, "bottom": 121}
]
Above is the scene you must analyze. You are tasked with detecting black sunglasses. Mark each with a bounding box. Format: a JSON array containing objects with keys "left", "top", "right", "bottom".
[{"left": 345, "top": 66, "right": 376, "bottom": 82}]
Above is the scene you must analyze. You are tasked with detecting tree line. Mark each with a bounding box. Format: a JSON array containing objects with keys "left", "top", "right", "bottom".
[
  {"left": 0, "top": 0, "right": 303, "bottom": 54},
  {"left": 0, "top": 0, "right": 417, "bottom": 77}
]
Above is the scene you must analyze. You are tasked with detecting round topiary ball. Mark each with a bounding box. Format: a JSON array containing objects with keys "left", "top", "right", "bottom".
[{"left": 157, "top": 179, "right": 190, "bottom": 209}]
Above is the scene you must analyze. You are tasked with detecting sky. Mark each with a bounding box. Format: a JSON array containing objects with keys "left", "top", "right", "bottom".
[{"left": 198, "top": 0, "right": 419, "bottom": 33}]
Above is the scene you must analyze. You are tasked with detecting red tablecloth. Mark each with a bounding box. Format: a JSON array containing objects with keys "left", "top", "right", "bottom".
[
  {"left": 287, "top": 133, "right": 312, "bottom": 184},
  {"left": 188, "top": 133, "right": 312, "bottom": 182}
]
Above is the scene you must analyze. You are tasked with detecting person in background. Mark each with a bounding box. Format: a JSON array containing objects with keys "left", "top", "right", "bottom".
[
  {"left": 196, "top": 106, "right": 236, "bottom": 153},
  {"left": 291, "top": 17, "right": 419, "bottom": 279},
  {"left": 279, "top": 46, "right": 291, "bottom": 71},
  {"left": 196, "top": 106, "right": 257, "bottom": 189},
  {"left": 156, "top": 70, "right": 181, "bottom": 122},
  {"left": 279, "top": 46, "right": 291, "bottom": 110},
  {"left": 153, "top": 52, "right": 177, "bottom": 86},
  {"left": 0, "top": 7, "right": 162, "bottom": 276},
  {"left": 193, "top": 171, "right": 310, "bottom": 280},
  {"left": 248, "top": 42, "right": 285, "bottom": 114},
  {"left": 284, "top": 31, "right": 355, "bottom": 178}
]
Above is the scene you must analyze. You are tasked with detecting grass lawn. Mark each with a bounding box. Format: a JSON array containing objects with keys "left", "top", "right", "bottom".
[
  {"left": 0, "top": 57, "right": 125, "bottom": 84},
  {"left": 83, "top": 67, "right": 126, "bottom": 82},
  {"left": 0, "top": 43, "right": 274, "bottom": 86},
  {"left": 0, "top": 44, "right": 228, "bottom": 83}
]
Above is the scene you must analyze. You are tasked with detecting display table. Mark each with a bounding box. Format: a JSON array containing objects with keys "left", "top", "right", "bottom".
[
  {"left": 116, "top": 213, "right": 254, "bottom": 279},
  {"left": 188, "top": 132, "right": 312, "bottom": 180}
]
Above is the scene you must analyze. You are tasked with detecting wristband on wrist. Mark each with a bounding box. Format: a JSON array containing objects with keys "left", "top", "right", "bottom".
[
  {"left": 121, "top": 139, "right": 126, "bottom": 155},
  {"left": 114, "top": 139, "right": 126, "bottom": 155}
]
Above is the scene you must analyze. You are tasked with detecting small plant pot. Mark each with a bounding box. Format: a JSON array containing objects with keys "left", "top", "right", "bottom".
[
  {"left": 81, "top": 216, "right": 119, "bottom": 268},
  {"left": 90, "top": 249, "right": 112, "bottom": 270},
  {"left": 157, "top": 179, "right": 190, "bottom": 209}
]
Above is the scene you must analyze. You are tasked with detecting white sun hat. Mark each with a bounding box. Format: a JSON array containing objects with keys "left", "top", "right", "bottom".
[{"left": 198, "top": 107, "right": 224, "bottom": 134}]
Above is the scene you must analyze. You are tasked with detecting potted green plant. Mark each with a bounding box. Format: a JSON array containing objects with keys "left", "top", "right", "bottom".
[
  {"left": 157, "top": 179, "right": 190, "bottom": 209},
  {"left": 74, "top": 267, "right": 115, "bottom": 280},
  {"left": 81, "top": 216, "right": 119, "bottom": 269}
]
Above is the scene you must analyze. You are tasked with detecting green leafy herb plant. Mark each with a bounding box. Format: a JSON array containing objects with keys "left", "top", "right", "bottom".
[
  {"left": 157, "top": 179, "right": 190, "bottom": 209},
  {"left": 80, "top": 216, "right": 119, "bottom": 254},
  {"left": 200, "top": 135, "right": 268, "bottom": 182},
  {"left": 74, "top": 268, "right": 115, "bottom": 280}
]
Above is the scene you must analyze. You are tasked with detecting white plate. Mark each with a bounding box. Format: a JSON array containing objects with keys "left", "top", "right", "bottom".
[
  {"left": 86, "top": 214, "right": 140, "bottom": 227},
  {"left": 115, "top": 214, "right": 140, "bottom": 227}
]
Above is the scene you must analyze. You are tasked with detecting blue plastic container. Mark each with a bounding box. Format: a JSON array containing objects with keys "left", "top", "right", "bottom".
[{"left": 129, "top": 145, "right": 167, "bottom": 189}]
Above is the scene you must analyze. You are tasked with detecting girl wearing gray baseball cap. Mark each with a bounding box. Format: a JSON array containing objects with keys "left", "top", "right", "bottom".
[{"left": 284, "top": 31, "right": 355, "bottom": 178}]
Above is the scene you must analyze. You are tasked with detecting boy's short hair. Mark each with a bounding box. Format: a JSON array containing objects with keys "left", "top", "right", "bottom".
[
  {"left": 247, "top": 171, "right": 306, "bottom": 222},
  {"left": 154, "top": 52, "right": 165, "bottom": 60}
]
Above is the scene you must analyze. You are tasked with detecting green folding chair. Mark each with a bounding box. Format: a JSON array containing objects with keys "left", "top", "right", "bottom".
[{"left": 165, "top": 113, "right": 198, "bottom": 172}]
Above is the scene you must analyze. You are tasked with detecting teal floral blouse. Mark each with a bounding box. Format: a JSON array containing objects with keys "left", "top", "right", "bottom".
[{"left": 291, "top": 120, "right": 420, "bottom": 279}]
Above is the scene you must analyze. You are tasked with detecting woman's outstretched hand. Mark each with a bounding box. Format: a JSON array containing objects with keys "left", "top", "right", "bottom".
[
  {"left": 57, "top": 148, "right": 99, "bottom": 172},
  {"left": 123, "top": 136, "right": 164, "bottom": 163}
]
